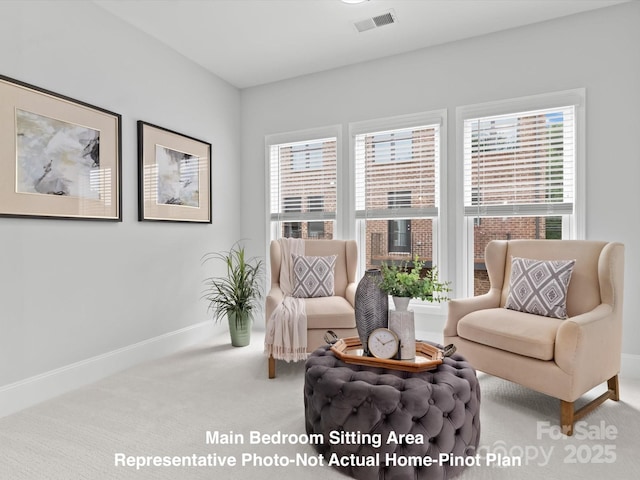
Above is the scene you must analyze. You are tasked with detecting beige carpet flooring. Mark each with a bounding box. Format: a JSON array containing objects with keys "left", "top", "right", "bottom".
[{"left": 1, "top": 330, "right": 639, "bottom": 480}]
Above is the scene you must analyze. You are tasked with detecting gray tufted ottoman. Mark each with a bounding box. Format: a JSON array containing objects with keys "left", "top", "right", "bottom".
[{"left": 304, "top": 343, "right": 480, "bottom": 480}]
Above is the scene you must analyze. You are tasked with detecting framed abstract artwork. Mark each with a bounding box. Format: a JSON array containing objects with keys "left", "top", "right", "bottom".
[
  {"left": 0, "top": 75, "right": 122, "bottom": 220},
  {"left": 137, "top": 121, "right": 211, "bottom": 223}
]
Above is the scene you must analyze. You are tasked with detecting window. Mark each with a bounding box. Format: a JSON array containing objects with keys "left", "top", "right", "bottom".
[
  {"left": 269, "top": 134, "right": 337, "bottom": 241},
  {"left": 460, "top": 90, "right": 584, "bottom": 296},
  {"left": 283, "top": 196, "right": 302, "bottom": 238},
  {"left": 353, "top": 112, "right": 444, "bottom": 277},
  {"left": 372, "top": 132, "right": 412, "bottom": 163},
  {"left": 387, "top": 191, "right": 411, "bottom": 253},
  {"left": 292, "top": 143, "right": 323, "bottom": 170},
  {"left": 308, "top": 196, "right": 326, "bottom": 239}
]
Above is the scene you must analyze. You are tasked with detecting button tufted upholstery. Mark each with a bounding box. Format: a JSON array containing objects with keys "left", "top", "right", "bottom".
[{"left": 304, "top": 344, "right": 481, "bottom": 479}]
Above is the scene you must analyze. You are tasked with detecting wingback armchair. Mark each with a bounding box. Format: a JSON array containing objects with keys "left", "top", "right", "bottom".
[
  {"left": 266, "top": 239, "right": 358, "bottom": 378},
  {"left": 444, "top": 240, "right": 624, "bottom": 435}
]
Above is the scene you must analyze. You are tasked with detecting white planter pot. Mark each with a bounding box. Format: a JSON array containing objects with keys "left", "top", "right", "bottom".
[{"left": 392, "top": 296, "right": 411, "bottom": 312}]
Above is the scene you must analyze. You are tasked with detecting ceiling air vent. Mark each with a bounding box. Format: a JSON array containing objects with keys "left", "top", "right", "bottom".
[{"left": 354, "top": 10, "right": 397, "bottom": 33}]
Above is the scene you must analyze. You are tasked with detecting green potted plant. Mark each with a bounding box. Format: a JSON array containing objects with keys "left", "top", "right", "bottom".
[
  {"left": 202, "top": 242, "right": 264, "bottom": 346},
  {"left": 379, "top": 255, "right": 450, "bottom": 310}
]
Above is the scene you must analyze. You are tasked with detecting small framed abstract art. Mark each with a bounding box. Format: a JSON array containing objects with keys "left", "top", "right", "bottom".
[
  {"left": 137, "top": 121, "right": 211, "bottom": 223},
  {"left": 0, "top": 75, "right": 121, "bottom": 220}
]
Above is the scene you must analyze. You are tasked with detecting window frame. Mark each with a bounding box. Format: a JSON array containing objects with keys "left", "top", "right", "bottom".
[
  {"left": 265, "top": 125, "right": 343, "bottom": 254},
  {"left": 349, "top": 110, "right": 448, "bottom": 314},
  {"left": 455, "top": 89, "right": 586, "bottom": 298},
  {"left": 387, "top": 190, "right": 412, "bottom": 254}
]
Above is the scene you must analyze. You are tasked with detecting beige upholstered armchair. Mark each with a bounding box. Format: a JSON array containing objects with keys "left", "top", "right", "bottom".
[
  {"left": 444, "top": 240, "right": 624, "bottom": 435},
  {"left": 266, "top": 239, "right": 358, "bottom": 378}
]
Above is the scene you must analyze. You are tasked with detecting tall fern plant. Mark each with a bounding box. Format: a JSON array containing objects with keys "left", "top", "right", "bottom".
[{"left": 202, "top": 243, "right": 264, "bottom": 330}]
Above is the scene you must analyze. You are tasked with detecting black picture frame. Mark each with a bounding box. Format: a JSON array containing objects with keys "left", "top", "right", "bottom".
[
  {"left": 137, "top": 121, "right": 212, "bottom": 223},
  {"left": 0, "top": 74, "right": 122, "bottom": 221}
]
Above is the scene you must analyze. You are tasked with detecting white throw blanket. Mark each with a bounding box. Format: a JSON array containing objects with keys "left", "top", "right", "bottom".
[{"left": 264, "top": 238, "right": 308, "bottom": 362}]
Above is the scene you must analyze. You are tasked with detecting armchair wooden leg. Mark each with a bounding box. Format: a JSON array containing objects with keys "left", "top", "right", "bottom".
[
  {"left": 268, "top": 355, "right": 276, "bottom": 379},
  {"left": 560, "top": 375, "right": 620, "bottom": 436},
  {"left": 608, "top": 375, "right": 620, "bottom": 401},
  {"left": 560, "top": 401, "right": 575, "bottom": 436}
]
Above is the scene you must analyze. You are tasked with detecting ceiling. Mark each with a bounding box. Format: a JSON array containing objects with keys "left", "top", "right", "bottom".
[{"left": 93, "top": 0, "right": 627, "bottom": 89}]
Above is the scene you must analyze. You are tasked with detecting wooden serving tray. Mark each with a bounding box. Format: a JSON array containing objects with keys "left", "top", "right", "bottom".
[{"left": 330, "top": 337, "right": 444, "bottom": 372}]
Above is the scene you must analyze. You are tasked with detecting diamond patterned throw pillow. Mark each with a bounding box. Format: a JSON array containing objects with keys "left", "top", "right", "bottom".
[
  {"left": 505, "top": 257, "right": 576, "bottom": 319},
  {"left": 291, "top": 254, "right": 337, "bottom": 298}
]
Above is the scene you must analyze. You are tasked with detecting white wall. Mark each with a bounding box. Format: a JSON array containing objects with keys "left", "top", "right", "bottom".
[
  {"left": 241, "top": 3, "right": 640, "bottom": 362},
  {"left": 0, "top": 0, "right": 242, "bottom": 413},
  {"left": 1, "top": 1, "right": 638, "bottom": 416}
]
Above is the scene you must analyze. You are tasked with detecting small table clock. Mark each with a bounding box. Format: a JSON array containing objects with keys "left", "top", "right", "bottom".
[{"left": 367, "top": 328, "right": 400, "bottom": 359}]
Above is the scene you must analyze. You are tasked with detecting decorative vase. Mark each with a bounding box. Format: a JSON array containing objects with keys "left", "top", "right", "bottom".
[
  {"left": 354, "top": 269, "right": 388, "bottom": 355},
  {"left": 389, "top": 306, "right": 416, "bottom": 360},
  {"left": 392, "top": 296, "right": 411, "bottom": 312},
  {"left": 228, "top": 311, "right": 251, "bottom": 347}
]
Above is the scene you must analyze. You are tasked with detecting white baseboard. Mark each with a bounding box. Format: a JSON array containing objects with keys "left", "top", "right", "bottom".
[
  {"left": 0, "top": 321, "right": 214, "bottom": 419},
  {"left": 3, "top": 323, "right": 637, "bottom": 420}
]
